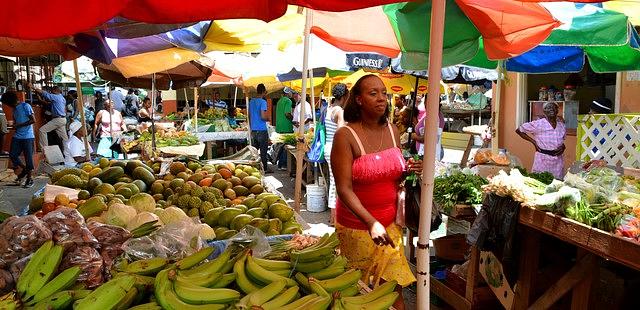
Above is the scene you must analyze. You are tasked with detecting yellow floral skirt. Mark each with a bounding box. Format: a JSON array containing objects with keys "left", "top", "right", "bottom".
[{"left": 335, "top": 223, "right": 416, "bottom": 287}]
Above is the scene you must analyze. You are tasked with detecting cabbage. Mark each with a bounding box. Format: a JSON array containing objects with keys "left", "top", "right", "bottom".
[
  {"left": 157, "top": 207, "right": 189, "bottom": 225},
  {"left": 197, "top": 224, "right": 216, "bottom": 241},
  {"left": 127, "top": 211, "right": 162, "bottom": 231},
  {"left": 102, "top": 203, "right": 137, "bottom": 227},
  {"left": 128, "top": 193, "right": 156, "bottom": 213}
]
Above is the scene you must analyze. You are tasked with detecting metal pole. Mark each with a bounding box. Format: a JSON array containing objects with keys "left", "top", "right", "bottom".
[
  {"left": 150, "top": 73, "right": 157, "bottom": 151},
  {"left": 72, "top": 60, "right": 91, "bottom": 161},
  {"left": 492, "top": 61, "right": 504, "bottom": 155},
  {"left": 416, "top": 0, "right": 446, "bottom": 308},
  {"left": 233, "top": 86, "right": 238, "bottom": 108},
  {"left": 294, "top": 8, "right": 312, "bottom": 213}
]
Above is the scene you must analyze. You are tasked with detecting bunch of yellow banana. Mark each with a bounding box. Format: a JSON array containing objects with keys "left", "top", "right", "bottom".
[
  {"left": 332, "top": 280, "right": 399, "bottom": 310},
  {"left": 290, "top": 233, "right": 340, "bottom": 274},
  {"left": 152, "top": 248, "right": 241, "bottom": 309}
]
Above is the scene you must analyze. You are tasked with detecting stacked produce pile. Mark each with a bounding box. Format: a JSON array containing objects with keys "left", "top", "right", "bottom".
[
  {"left": 121, "top": 128, "right": 200, "bottom": 152},
  {"left": 0, "top": 233, "right": 399, "bottom": 310},
  {"left": 483, "top": 167, "right": 640, "bottom": 239},
  {"left": 433, "top": 169, "right": 487, "bottom": 214}
]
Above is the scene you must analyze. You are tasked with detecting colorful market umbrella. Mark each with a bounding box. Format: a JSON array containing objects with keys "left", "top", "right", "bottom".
[
  {"left": 505, "top": 2, "right": 640, "bottom": 73},
  {"left": 338, "top": 69, "right": 443, "bottom": 95},
  {"left": 310, "top": 0, "right": 560, "bottom": 68},
  {"left": 94, "top": 61, "right": 212, "bottom": 90},
  {"left": 0, "top": 0, "right": 409, "bottom": 40}
]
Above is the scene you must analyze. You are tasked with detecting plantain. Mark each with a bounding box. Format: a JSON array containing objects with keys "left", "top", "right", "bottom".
[
  {"left": 17, "top": 240, "right": 53, "bottom": 297},
  {"left": 209, "top": 273, "right": 236, "bottom": 288},
  {"left": 260, "top": 286, "right": 300, "bottom": 310},
  {"left": 126, "top": 301, "right": 162, "bottom": 310},
  {"left": 308, "top": 266, "right": 347, "bottom": 280},
  {"left": 175, "top": 271, "right": 221, "bottom": 288},
  {"left": 342, "top": 291, "right": 399, "bottom": 310},
  {"left": 246, "top": 255, "right": 298, "bottom": 287},
  {"left": 176, "top": 247, "right": 214, "bottom": 270},
  {"left": 114, "top": 286, "right": 138, "bottom": 310},
  {"left": 317, "top": 269, "right": 362, "bottom": 293},
  {"left": 30, "top": 290, "right": 74, "bottom": 310},
  {"left": 247, "top": 279, "right": 287, "bottom": 307},
  {"left": 278, "top": 294, "right": 319, "bottom": 310},
  {"left": 172, "top": 273, "right": 240, "bottom": 305},
  {"left": 293, "top": 255, "right": 334, "bottom": 273},
  {"left": 234, "top": 254, "right": 261, "bottom": 294},
  {"left": 253, "top": 257, "right": 292, "bottom": 270},
  {"left": 342, "top": 280, "right": 397, "bottom": 304},
  {"left": 123, "top": 257, "right": 169, "bottom": 276},
  {"left": 309, "top": 278, "right": 331, "bottom": 297},
  {"left": 271, "top": 269, "right": 293, "bottom": 278},
  {"left": 179, "top": 248, "right": 230, "bottom": 277},
  {"left": 290, "top": 240, "right": 339, "bottom": 263},
  {"left": 74, "top": 275, "right": 136, "bottom": 310},
  {"left": 154, "top": 269, "right": 225, "bottom": 310},
  {"left": 294, "top": 272, "right": 310, "bottom": 291},
  {"left": 24, "top": 244, "right": 64, "bottom": 301},
  {"left": 337, "top": 284, "right": 360, "bottom": 298},
  {"left": 28, "top": 266, "right": 81, "bottom": 304}
]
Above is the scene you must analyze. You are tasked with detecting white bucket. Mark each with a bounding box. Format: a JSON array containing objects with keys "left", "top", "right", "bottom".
[{"left": 306, "top": 184, "right": 327, "bottom": 213}]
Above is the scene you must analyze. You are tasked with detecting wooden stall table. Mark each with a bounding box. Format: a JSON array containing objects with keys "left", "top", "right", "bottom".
[
  {"left": 285, "top": 145, "right": 313, "bottom": 187},
  {"left": 442, "top": 108, "right": 492, "bottom": 128},
  {"left": 196, "top": 131, "right": 248, "bottom": 159},
  {"left": 513, "top": 207, "right": 640, "bottom": 310}
]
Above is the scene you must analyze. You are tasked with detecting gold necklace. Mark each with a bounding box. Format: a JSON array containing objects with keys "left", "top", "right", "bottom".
[{"left": 359, "top": 122, "right": 384, "bottom": 153}]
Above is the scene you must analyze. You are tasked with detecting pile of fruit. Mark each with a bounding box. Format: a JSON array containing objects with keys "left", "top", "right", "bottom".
[
  {"left": 30, "top": 157, "right": 302, "bottom": 240},
  {"left": 0, "top": 233, "right": 399, "bottom": 310}
]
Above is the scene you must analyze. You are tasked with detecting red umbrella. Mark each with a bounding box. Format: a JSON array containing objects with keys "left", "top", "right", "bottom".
[{"left": 0, "top": 0, "right": 410, "bottom": 40}]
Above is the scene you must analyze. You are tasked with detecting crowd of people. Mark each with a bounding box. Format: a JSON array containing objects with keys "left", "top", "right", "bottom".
[{"left": 0, "top": 86, "right": 163, "bottom": 187}]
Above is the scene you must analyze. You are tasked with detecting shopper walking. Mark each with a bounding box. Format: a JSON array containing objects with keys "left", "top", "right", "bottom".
[
  {"left": 28, "top": 83, "right": 68, "bottom": 151},
  {"left": 324, "top": 83, "right": 348, "bottom": 224},
  {"left": 248, "top": 84, "right": 271, "bottom": 173},
  {"left": 94, "top": 100, "right": 125, "bottom": 158},
  {"left": 2, "top": 91, "right": 35, "bottom": 188},
  {"left": 331, "top": 75, "right": 420, "bottom": 310},
  {"left": 274, "top": 87, "right": 294, "bottom": 170}
]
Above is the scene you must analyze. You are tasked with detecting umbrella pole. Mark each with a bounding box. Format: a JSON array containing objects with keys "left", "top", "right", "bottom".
[
  {"left": 194, "top": 87, "right": 199, "bottom": 134},
  {"left": 245, "top": 88, "right": 252, "bottom": 147},
  {"left": 72, "top": 59, "right": 91, "bottom": 161},
  {"left": 491, "top": 61, "right": 503, "bottom": 155},
  {"left": 233, "top": 86, "right": 238, "bottom": 108},
  {"left": 417, "top": 0, "right": 446, "bottom": 308},
  {"left": 150, "top": 73, "right": 157, "bottom": 153},
  {"left": 294, "top": 8, "right": 312, "bottom": 213},
  {"left": 310, "top": 69, "right": 316, "bottom": 126}
]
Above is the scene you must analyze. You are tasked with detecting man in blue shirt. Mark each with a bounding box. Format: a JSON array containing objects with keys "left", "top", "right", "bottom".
[
  {"left": 211, "top": 90, "right": 227, "bottom": 109},
  {"left": 2, "top": 91, "right": 36, "bottom": 188},
  {"left": 249, "top": 84, "right": 271, "bottom": 173},
  {"left": 28, "top": 83, "right": 68, "bottom": 151}
]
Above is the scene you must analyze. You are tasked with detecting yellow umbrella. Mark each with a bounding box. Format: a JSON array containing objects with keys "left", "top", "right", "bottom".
[
  {"left": 340, "top": 69, "right": 444, "bottom": 95},
  {"left": 284, "top": 76, "right": 328, "bottom": 96}
]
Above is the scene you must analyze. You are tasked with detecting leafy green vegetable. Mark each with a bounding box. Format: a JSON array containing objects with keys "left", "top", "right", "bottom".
[
  {"left": 514, "top": 166, "right": 554, "bottom": 185},
  {"left": 433, "top": 171, "right": 487, "bottom": 214}
]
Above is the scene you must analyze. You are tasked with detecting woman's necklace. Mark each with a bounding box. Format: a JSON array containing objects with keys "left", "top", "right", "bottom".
[{"left": 359, "top": 122, "right": 384, "bottom": 153}]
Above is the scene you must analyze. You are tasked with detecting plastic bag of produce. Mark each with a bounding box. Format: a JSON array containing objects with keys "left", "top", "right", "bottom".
[
  {"left": 60, "top": 245, "right": 104, "bottom": 288},
  {"left": 226, "top": 226, "right": 271, "bottom": 258},
  {"left": 87, "top": 220, "right": 132, "bottom": 246},
  {"left": 42, "top": 207, "right": 98, "bottom": 249},
  {"left": 0, "top": 215, "right": 52, "bottom": 268},
  {"left": 122, "top": 218, "right": 205, "bottom": 261}
]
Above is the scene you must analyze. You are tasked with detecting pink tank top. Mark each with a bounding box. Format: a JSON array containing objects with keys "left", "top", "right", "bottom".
[
  {"left": 336, "top": 123, "right": 406, "bottom": 230},
  {"left": 100, "top": 111, "right": 123, "bottom": 137}
]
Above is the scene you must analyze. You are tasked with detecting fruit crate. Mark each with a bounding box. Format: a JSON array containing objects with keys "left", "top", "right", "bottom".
[
  {"left": 433, "top": 234, "right": 470, "bottom": 262},
  {"left": 357, "top": 281, "right": 398, "bottom": 310}
]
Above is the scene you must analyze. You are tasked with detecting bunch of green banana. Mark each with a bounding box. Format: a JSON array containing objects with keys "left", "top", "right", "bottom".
[
  {"left": 121, "top": 257, "right": 169, "bottom": 276},
  {"left": 74, "top": 275, "right": 137, "bottom": 310},
  {"left": 169, "top": 269, "right": 241, "bottom": 305},
  {"left": 245, "top": 255, "right": 297, "bottom": 287},
  {"left": 154, "top": 269, "right": 228, "bottom": 310},
  {"left": 16, "top": 241, "right": 65, "bottom": 302},
  {"left": 236, "top": 279, "right": 287, "bottom": 309},
  {"left": 290, "top": 233, "right": 340, "bottom": 274},
  {"left": 307, "top": 269, "right": 362, "bottom": 294},
  {"left": 175, "top": 247, "right": 214, "bottom": 270},
  {"left": 130, "top": 220, "right": 162, "bottom": 238},
  {"left": 334, "top": 280, "right": 399, "bottom": 310},
  {"left": 25, "top": 266, "right": 81, "bottom": 306}
]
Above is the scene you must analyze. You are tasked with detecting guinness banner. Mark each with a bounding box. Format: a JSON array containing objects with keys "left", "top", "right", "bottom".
[{"left": 346, "top": 53, "right": 390, "bottom": 71}]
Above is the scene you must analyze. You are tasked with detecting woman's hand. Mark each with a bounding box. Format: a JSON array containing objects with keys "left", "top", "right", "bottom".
[
  {"left": 369, "top": 221, "right": 395, "bottom": 248},
  {"left": 407, "top": 157, "right": 423, "bottom": 174}
]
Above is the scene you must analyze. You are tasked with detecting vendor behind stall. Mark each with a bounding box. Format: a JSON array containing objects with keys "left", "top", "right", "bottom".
[
  {"left": 516, "top": 102, "right": 566, "bottom": 179},
  {"left": 64, "top": 121, "right": 92, "bottom": 167}
]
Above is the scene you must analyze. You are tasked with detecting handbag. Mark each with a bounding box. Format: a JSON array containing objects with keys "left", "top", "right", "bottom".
[{"left": 307, "top": 104, "right": 327, "bottom": 163}]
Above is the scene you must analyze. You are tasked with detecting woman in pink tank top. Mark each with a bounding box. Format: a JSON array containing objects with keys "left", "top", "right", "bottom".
[{"left": 331, "top": 74, "right": 422, "bottom": 310}]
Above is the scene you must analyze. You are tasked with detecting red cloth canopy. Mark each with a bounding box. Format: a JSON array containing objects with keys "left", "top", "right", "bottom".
[{"left": 0, "top": 0, "right": 408, "bottom": 40}]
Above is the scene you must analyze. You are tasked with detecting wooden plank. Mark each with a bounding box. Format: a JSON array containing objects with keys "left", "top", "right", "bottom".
[
  {"left": 571, "top": 250, "right": 597, "bottom": 310},
  {"left": 460, "top": 134, "right": 473, "bottom": 167},
  {"left": 513, "top": 227, "right": 540, "bottom": 310},
  {"left": 465, "top": 246, "right": 479, "bottom": 301},
  {"left": 430, "top": 275, "right": 472, "bottom": 310},
  {"left": 206, "top": 141, "right": 212, "bottom": 159},
  {"left": 527, "top": 254, "right": 596, "bottom": 310},
  {"left": 519, "top": 207, "right": 640, "bottom": 271}
]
